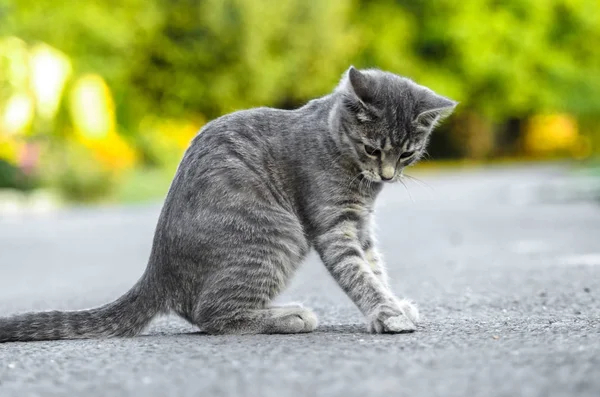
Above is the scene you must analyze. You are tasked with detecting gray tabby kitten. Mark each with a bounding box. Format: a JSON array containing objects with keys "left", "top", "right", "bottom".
[{"left": 0, "top": 67, "right": 456, "bottom": 342}]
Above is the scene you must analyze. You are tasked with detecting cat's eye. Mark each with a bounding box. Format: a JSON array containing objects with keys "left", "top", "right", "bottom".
[
  {"left": 399, "top": 151, "right": 415, "bottom": 160},
  {"left": 364, "top": 145, "right": 381, "bottom": 157}
]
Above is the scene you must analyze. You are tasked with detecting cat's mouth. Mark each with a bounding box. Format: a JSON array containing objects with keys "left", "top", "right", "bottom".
[{"left": 362, "top": 170, "right": 406, "bottom": 184}]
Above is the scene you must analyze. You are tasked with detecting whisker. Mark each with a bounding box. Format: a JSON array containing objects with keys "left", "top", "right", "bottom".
[
  {"left": 347, "top": 171, "right": 365, "bottom": 190},
  {"left": 399, "top": 177, "right": 414, "bottom": 203},
  {"left": 359, "top": 175, "right": 368, "bottom": 195},
  {"left": 403, "top": 174, "right": 434, "bottom": 192}
]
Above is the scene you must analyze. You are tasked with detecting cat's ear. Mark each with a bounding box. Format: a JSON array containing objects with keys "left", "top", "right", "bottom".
[
  {"left": 414, "top": 90, "right": 458, "bottom": 130},
  {"left": 340, "top": 66, "right": 378, "bottom": 122},
  {"left": 348, "top": 66, "right": 375, "bottom": 105}
]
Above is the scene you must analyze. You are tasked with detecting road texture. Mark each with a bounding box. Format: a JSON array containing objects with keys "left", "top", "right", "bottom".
[{"left": 1, "top": 164, "right": 599, "bottom": 397}]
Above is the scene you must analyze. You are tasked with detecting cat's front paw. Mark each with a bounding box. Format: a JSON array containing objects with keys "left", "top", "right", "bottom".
[
  {"left": 394, "top": 298, "right": 419, "bottom": 324},
  {"left": 368, "top": 302, "right": 418, "bottom": 334}
]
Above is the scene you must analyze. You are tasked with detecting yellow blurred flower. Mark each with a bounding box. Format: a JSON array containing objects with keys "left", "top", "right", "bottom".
[
  {"left": 78, "top": 132, "right": 137, "bottom": 172},
  {"left": 523, "top": 114, "right": 580, "bottom": 155},
  {"left": 69, "top": 74, "right": 136, "bottom": 172},
  {"left": 29, "top": 43, "right": 72, "bottom": 120},
  {"left": 70, "top": 74, "right": 116, "bottom": 139},
  {"left": 1, "top": 93, "right": 35, "bottom": 136}
]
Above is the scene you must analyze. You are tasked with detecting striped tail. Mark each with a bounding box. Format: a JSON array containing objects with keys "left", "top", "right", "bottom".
[{"left": 0, "top": 278, "right": 159, "bottom": 343}]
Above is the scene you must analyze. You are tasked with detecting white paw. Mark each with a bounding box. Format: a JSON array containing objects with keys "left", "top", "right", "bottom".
[
  {"left": 396, "top": 299, "right": 420, "bottom": 324},
  {"left": 383, "top": 315, "right": 416, "bottom": 333},
  {"left": 296, "top": 309, "right": 318, "bottom": 332},
  {"left": 368, "top": 302, "right": 418, "bottom": 334},
  {"left": 274, "top": 306, "right": 318, "bottom": 333}
]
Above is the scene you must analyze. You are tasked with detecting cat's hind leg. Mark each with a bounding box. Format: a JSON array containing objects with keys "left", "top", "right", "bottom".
[
  {"left": 187, "top": 199, "right": 314, "bottom": 334},
  {"left": 197, "top": 305, "right": 318, "bottom": 334},
  {"left": 175, "top": 301, "right": 313, "bottom": 331},
  {"left": 190, "top": 243, "right": 318, "bottom": 334}
]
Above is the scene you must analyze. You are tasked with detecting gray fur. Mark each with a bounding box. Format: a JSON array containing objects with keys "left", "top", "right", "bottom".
[{"left": 0, "top": 67, "right": 456, "bottom": 342}]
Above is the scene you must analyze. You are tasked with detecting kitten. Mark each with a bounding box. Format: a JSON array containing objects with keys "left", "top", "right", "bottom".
[{"left": 0, "top": 66, "right": 456, "bottom": 341}]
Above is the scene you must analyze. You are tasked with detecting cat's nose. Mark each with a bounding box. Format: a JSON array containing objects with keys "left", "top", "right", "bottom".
[{"left": 381, "top": 165, "right": 395, "bottom": 180}]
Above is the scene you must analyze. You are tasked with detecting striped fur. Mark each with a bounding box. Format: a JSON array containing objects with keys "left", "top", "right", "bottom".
[{"left": 0, "top": 67, "right": 456, "bottom": 341}]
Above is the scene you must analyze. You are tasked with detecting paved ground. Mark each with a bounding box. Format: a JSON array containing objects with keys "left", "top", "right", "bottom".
[{"left": 0, "top": 164, "right": 599, "bottom": 397}]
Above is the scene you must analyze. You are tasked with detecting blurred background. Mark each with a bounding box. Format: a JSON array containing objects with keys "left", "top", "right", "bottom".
[
  {"left": 1, "top": 0, "right": 599, "bottom": 206},
  {"left": 3, "top": 2, "right": 600, "bottom": 392}
]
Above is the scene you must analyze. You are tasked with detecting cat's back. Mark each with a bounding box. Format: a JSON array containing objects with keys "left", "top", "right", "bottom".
[
  {"left": 166, "top": 99, "right": 330, "bottom": 213},
  {"left": 179, "top": 105, "right": 309, "bottom": 183},
  {"left": 195, "top": 106, "right": 293, "bottom": 147},
  {"left": 168, "top": 106, "right": 297, "bottom": 208},
  {"left": 191, "top": 96, "right": 330, "bottom": 152}
]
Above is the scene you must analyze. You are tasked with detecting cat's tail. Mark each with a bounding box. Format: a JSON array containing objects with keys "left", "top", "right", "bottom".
[{"left": 0, "top": 276, "right": 160, "bottom": 343}]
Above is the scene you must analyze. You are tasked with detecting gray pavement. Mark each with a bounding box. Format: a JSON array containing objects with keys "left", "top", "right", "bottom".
[{"left": 0, "top": 164, "right": 599, "bottom": 397}]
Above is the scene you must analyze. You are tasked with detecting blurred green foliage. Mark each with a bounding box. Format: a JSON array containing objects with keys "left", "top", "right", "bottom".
[
  {"left": 1, "top": 0, "right": 600, "bottom": 201},
  {"left": 5, "top": 0, "right": 599, "bottom": 119},
  {"left": 357, "top": 0, "right": 600, "bottom": 118}
]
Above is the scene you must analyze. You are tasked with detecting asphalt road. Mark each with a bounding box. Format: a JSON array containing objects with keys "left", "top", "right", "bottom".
[{"left": 1, "top": 165, "right": 599, "bottom": 397}]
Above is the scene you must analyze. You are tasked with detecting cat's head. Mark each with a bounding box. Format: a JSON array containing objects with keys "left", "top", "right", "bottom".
[{"left": 334, "top": 66, "right": 457, "bottom": 182}]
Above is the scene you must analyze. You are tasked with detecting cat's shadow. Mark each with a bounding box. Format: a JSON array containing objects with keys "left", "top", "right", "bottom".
[{"left": 140, "top": 323, "right": 390, "bottom": 338}]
